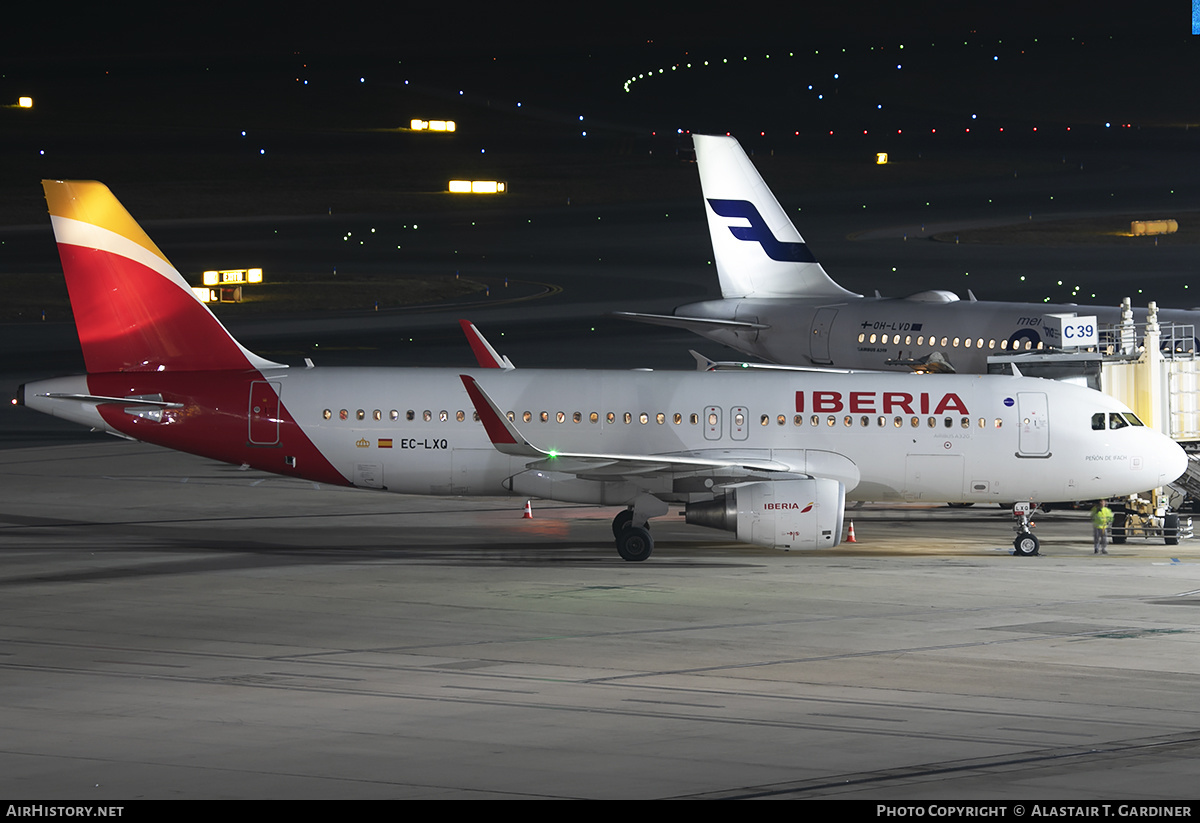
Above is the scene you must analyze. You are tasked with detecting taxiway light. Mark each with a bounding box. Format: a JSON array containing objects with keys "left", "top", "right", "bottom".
[
  {"left": 192, "top": 287, "right": 217, "bottom": 303},
  {"left": 18, "top": 97, "right": 32, "bottom": 108},
  {"left": 448, "top": 180, "right": 507, "bottom": 194},
  {"left": 876, "top": 152, "right": 889, "bottom": 165}
]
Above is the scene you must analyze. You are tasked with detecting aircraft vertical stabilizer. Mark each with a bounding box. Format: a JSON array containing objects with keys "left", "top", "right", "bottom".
[
  {"left": 41, "top": 179, "right": 282, "bottom": 374},
  {"left": 693, "top": 135, "right": 859, "bottom": 300}
]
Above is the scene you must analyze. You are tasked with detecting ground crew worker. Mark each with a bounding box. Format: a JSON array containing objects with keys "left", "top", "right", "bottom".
[{"left": 1091, "top": 500, "right": 1114, "bottom": 554}]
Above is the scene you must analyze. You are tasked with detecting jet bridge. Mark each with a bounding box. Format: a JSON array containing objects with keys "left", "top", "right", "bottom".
[{"left": 988, "top": 298, "right": 1200, "bottom": 542}]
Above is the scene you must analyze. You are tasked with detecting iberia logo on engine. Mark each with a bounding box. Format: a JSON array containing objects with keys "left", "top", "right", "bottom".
[{"left": 764, "top": 501, "right": 815, "bottom": 512}]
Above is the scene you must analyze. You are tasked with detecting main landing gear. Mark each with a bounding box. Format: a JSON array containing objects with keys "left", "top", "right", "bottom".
[
  {"left": 611, "top": 496, "right": 669, "bottom": 561},
  {"left": 613, "top": 508, "right": 653, "bottom": 562}
]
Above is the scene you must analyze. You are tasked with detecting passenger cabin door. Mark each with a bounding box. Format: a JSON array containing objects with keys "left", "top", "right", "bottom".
[
  {"left": 1017, "top": 392, "right": 1050, "bottom": 456},
  {"left": 248, "top": 381, "right": 281, "bottom": 446},
  {"left": 810, "top": 308, "right": 837, "bottom": 364}
]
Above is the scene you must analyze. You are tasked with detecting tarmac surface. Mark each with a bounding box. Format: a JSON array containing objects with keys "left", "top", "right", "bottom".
[{"left": 1, "top": 440, "right": 1199, "bottom": 799}]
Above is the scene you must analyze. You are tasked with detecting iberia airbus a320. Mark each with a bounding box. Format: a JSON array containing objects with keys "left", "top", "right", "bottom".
[{"left": 16, "top": 180, "right": 1186, "bottom": 560}]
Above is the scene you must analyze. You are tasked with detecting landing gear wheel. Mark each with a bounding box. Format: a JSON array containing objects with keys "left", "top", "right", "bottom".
[
  {"left": 616, "top": 526, "right": 653, "bottom": 562},
  {"left": 1164, "top": 513, "right": 1180, "bottom": 546},
  {"left": 1013, "top": 533, "right": 1040, "bottom": 556},
  {"left": 1111, "top": 512, "right": 1127, "bottom": 544},
  {"left": 612, "top": 509, "right": 640, "bottom": 538}
]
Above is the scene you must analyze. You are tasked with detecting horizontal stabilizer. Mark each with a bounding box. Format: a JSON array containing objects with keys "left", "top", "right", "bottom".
[
  {"left": 38, "top": 392, "right": 184, "bottom": 408},
  {"left": 614, "top": 311, "right": 768, "bottom": 331}
]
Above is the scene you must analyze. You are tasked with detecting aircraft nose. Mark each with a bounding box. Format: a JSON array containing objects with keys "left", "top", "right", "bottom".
[{"left": 1157, "top": 436, "right": 1188, "bottom": 487}]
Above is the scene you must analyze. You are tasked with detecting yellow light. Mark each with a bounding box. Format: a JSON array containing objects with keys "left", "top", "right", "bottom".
[
  {"left": 191, "top": 287, "right": 216, "bottom": 303},
  {"left": 448, "top": 180, "right": 506, "bottom": 194},
  {"left": 876, "top": 152, "right": 889, "bottom": 165},
  {"left": 18, "top": 97, "right": 32, "bottom": 108},
  {"left": 413, "top": 119, "right": 455, "bottom": 132},
  {"left": 203, "top": 269, "right": 263, "bottom": 286}
]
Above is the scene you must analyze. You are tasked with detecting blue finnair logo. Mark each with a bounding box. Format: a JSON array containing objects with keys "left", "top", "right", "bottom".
[{"left": 707, "top": 199, "right": 816, "bottom": 262}]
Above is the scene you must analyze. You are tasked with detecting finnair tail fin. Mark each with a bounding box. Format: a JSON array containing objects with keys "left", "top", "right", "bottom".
[
  {"left": 693, "top": 135, "right": 859, "bottom": 300},
  {"left": 42, "top": 180, "right": 282, "bottom": 374}
]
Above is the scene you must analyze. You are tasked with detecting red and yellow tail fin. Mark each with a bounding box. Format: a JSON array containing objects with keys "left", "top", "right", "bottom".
[{"left": 43, "top": 180, "right": 281, "bottom": 374}]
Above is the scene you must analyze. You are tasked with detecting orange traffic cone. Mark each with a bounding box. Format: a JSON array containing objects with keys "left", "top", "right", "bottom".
[
  {"left": 522, "top": 500, "right": 533, "bottom": 519},
  {"left": 846, "top": 521, "right": 857, "bottom": 543}
]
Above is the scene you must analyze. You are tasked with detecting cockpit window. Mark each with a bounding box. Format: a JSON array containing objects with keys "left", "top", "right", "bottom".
[
  {"left": 1123, "top": 413, "right": 1145, "bottom": 427},
  {"left": 1108, "top": 413, "right": 1128, "bottom": 430},
  {"left": 1091, "top": 413, "right": 1106, "bottom": 431}
]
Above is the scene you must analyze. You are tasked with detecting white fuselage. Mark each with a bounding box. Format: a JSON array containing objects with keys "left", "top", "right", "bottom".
[{"left": 26, "top": 367, "right": 1179, "bottom": 507}]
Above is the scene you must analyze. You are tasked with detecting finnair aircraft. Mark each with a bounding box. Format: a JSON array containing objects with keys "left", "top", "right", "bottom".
[
  {"left": 618, "top": 134, "right": 1199, "bottom": 373},
  {"left": 16, "top": 180, "right": 1186, "bottom": 560}
]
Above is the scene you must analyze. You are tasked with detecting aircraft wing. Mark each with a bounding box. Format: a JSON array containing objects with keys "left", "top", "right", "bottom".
[
  {"left": 613, "top": 311, "right": 768, "bottom": 331},
  {"left": 459, "top": 374, "right": 802, "bottom": 478}
]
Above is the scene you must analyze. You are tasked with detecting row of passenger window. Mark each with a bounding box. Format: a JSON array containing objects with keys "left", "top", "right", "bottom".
[
  {"left": 858, "top": 333, "right": 1043, "bottom": 351},
  {"left": 320, "top": 408, "right": 1001, "bottom": 429}
]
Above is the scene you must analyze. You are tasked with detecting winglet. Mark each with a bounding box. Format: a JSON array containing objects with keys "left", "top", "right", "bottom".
[
  {"left": 459, "top": 320, "right": 515, "bottom": 369},
  {"left": 459, "top": 375, "right": 541, "bottom": 456},
  {"left": 689, "top": 350, "right": 718, "bottom": 372}
]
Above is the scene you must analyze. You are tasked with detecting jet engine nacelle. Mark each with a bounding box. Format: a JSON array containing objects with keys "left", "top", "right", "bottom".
[{"left": 685, "top": 478, "right": 845, "bottom": 550}]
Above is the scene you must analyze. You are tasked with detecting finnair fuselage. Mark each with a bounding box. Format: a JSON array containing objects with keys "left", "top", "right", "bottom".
[
  {"left": 678, "top": 296, "right": 1198, "bottom": 372},
  {"left": 24, "top": 367, "right": 1182, "bottom": 508}
]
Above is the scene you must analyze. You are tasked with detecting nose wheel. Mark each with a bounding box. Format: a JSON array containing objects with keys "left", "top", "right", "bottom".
[
  {"left": 1013, "top": 532, "right": 1040, "bottom": 556},
  {"left": 1011, "top": 503, "right": 1039, "bottom": 556}
]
